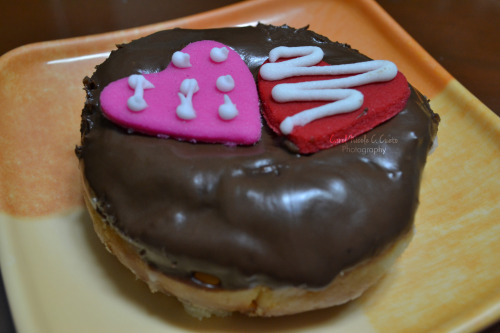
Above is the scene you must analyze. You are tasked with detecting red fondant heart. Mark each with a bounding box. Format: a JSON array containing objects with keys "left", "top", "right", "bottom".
[{"left": 258, "top": 61, "right": 411, "bottom": 154}]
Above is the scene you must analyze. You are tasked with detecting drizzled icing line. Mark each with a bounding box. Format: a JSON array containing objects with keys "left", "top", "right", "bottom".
[{"left": 260, "top": 46, "right": 398, "bottom": 135}]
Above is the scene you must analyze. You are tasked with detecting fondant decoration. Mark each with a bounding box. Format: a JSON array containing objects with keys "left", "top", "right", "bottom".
[
  {"left": 100, "top": 40, "right": 261, "bottom": 145},
  {"left": 176, "top": 78, "right": 199, "bottom": 120},
  {"left": 172, "top": 51, "right": 191, "bottom": 68},
  {"left": 218, "top": 95, "right": 238, "bottom": 120},
  {"left": 258, "top": 46, "right": 410, "bottom": 154},
  {"left": 260, "top": 46, "right": 398, "bottom": 134},
  {"left": 127, "top": 74, "right": 155, "bottom": 112},
  {"left": 216, "top": 75, "right": 235, "bottom": 92},
  {"left": 210, "top": 47, "right": 229, "bottom": 63}
]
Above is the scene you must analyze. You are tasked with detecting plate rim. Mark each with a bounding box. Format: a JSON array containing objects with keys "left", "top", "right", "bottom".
[{"left": 1, "top": 1, "right": 498, "bottom": 332}]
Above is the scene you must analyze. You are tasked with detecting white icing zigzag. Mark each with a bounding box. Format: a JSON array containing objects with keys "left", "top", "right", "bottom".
[{"left": 260, "top": 46, "right": 398, "bottom": 135}]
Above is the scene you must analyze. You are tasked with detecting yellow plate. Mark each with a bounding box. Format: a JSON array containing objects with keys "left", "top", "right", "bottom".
[{"left": 1, "top": 0, "right": 499, "bottom": 332}]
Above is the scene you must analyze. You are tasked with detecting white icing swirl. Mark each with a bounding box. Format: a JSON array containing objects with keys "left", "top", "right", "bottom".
[
  {"left": 172, "top": 51, "right": 192, "bottom": 68},
  {"left": 176, "top": 78, "right": 199, "bottom": 120},
  {"left": 216, "top": 75, "right": 235, "bottom": 92},
  {"left": 260, "top": 46, "right": 398, "bottom": 135},
  {"left": 127, "top": 74, "right": 155, "bottom": 112},
  {"left": 218, "top": 95, "right": 238, "bottom": 120},
  {"left": 210, "top": 47, "right": 229, "bottom": 63}
]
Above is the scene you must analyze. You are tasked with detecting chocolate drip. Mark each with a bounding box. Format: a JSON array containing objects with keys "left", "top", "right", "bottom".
[{"left": 79, "top": 24, "right": 439, "bottom": 289}]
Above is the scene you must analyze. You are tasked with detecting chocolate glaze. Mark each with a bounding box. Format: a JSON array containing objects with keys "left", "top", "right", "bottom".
[{"left": 79, "top": 24, "right": 439, "bottom": 289}]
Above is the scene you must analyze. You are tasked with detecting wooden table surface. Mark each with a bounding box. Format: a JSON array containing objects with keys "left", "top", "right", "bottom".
[{"left": 0, "top": 1, "right": 498, "bottom": 332}]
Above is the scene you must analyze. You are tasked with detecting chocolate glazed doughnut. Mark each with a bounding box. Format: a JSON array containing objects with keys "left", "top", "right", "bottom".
[{"left": 77, "top": 24, "right": 439, "bottom": 317}]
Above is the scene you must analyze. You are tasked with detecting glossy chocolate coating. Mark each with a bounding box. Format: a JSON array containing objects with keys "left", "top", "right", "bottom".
[{"left": 79, "top": 24, "right": 439, "bottom": 289}]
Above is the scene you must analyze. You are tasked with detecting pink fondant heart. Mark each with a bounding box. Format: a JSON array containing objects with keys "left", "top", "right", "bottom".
[{"left": 100, "top": 41, "right": 261, "bottom": 145}]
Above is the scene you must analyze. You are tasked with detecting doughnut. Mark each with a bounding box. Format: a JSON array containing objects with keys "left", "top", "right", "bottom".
[{"left": 76, "top": 24, "right": 440, "bottom": 318}]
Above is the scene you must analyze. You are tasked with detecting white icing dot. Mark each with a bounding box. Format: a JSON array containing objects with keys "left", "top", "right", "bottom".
[
  {"left": 127, "top": 74, "right": 155, "bottom": 112},
  {"left": 127, "top": 95, "right": 148, "bottom": 112},
  {"left": 176, "top": 78, "right": 198, "bottom": 120},
  {"left": 210, "top": 47, "right": 229, "bottom": 63},
  {"left": 176, "top": 95, "right": 196, "bottom": 120},
  {"left": 218, "top": 95, "right": 238, "bottom": 120},
  {"left": 172, "top": 51, "right": 191, "bottom": 68},
  {"left": 216, "top": 75, "right": 235, "bottom": 92},
  {"left": 179, "top": 78, "right": 199, "bottom": 95},
  {"left": 128, "top": 74, "right": 154, "bottom": 90}
]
